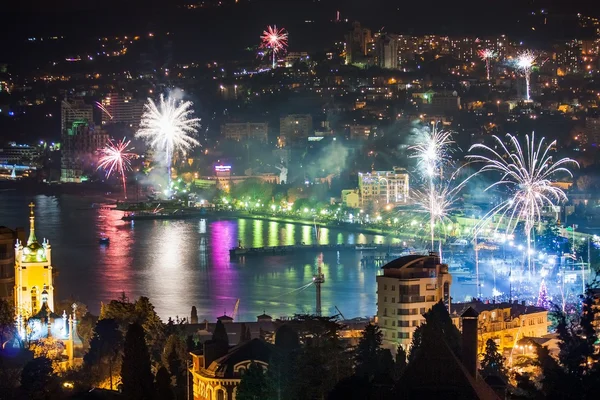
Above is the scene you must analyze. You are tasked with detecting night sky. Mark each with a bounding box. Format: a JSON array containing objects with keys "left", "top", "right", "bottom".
[{"left": 2, "top": 0, "right": 600, "bottom": 64}]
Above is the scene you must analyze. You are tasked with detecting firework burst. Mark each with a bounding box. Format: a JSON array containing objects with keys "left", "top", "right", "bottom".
[
  {"left": 467, "top": 132, "right": 578, "bottom": 273},
  {"left": 409, "top": 125, "right": 454, "bottom": 179},
  {"left": 260, "top": 25, "right": 288, "bottom": 69},
  {"left": 412, "top": 179, "right": 464, "bottom": 252},
  {"left": 478, "top": 49, "right": 497, "bottom": 80},
  {"left": 409, "top": 125, "right": 459, "bottom": 254},
  {"left": 97, "top": 138, "right": 135, "bottom": 198},
  {"left": 136, "top": 94, "right": 200, "bottom": 184},
  {"left": 515, "top": 50, "right": 537, "bottom": 101}
]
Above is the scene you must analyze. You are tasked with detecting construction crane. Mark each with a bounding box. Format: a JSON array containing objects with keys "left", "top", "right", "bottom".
[{"left": 313, "top": 253, "right": 325, "bottom": 316}]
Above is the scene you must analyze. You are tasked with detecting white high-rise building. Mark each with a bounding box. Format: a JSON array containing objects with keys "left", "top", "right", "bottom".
[{"left": 377, "top": 253, "right": 452, "bottom": 349}]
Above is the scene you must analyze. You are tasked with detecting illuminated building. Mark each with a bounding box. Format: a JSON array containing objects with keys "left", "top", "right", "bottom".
[
  {"left": 0, "top": 143, "right": 40, "bottom": 167},
  {"left": 221, "top": 122, "right": 269, "bottom": 143},
  {"left": 376, "top": 34, "right": 399, "bottom": 69},
  {"left": 100, "top": 93, "right": 144, "bottom": 127},
  {"left": 61, "top": 99, "right": 93, "bottom": 134},
  {"left": 349, "top": 125, "right": 375, "bottom": 140},
  {"left": 554, "top": 40, "right": 582, "bottom": 75},
  {"left": 377, "top": 253, "right": 452, "bottom": 349},
  {"left": 60, "top": 121, "right": 109, "bottom": 183},
  {"left": 279, "top": 114, "right": 313, "bottom": 146},
  {"left": 284, "top": 52, "right": 309, "bottom": 67},
  {"left": 358, "top": 167, "right": 409, "bottom": 206},
  {"left": 341, "top": 189, "right": 360, "bottom": 208},
  {"left": 190, "top": 339, "right": 273, "bottom": 400},
  {"left": 14, "top": 203, "right": 55, "bottom": 318},
  {"left": 13, "top": 203, "right": 82, "bottom": 364},
  {"left": 0, "top": 226, "right": 25, "bottom": 303},
  {"left": 344, "top": 21, "right": 371, "bottom": 65},
  {"left": 585, "top": 115, "right": 600, "bottom": 145},
  {"left": 451, "top": 300, "right": 549, "bottom": 356}
]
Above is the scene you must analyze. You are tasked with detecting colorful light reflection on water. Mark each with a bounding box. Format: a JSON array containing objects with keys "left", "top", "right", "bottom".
[{"left": 0, "top": 194, "right": 393, "bottom": 321}]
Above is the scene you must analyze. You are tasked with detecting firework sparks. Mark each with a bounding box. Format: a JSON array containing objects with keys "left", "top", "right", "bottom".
[
  {"left": 412, "top": 180, "right": 463, "bottom": 252},
  {"left": 410, "top": 125, "right": 459, "bottom": 253},
  {"left": 467, "top": 132, "right": 578, "bottom": 274},
  {"left": 409, "top": 126, "right": 454, "bottom": 179},
  {"left": 478, "top": 49, "right": 497, "bottom": 80},
  {"left": 515, "top": 50, "right": 537, "bottom": 101},
  {"left": 95, "top": 101, "right": 113, "bottom": 120},
  {"left": 136, "top": 94, "right": 200, "bottom": 185},
  {"left": 260, "top": 25, "right": 288, "bottom": 69},
  {"left": 97, "top": 138, "right": 135, "bottom": 198}
]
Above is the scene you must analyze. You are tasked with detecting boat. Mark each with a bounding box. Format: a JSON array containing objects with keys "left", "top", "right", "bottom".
[
  {"left": 99, "top": 235, "right": 110, "bottom": 245},
  {"left": 355, "top": 245, "right": 378, "bottom": 251}
]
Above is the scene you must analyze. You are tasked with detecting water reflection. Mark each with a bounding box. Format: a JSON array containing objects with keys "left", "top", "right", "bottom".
[{"left": 0, "top": 194, "right": 415, "bottom": 322}]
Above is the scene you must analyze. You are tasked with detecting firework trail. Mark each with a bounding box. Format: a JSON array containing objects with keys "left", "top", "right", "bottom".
[
  {"left": 515, "top": 51, "right": 536, "bottom": 101},
  {"left": 478, "top": 49, "right": 497, "bottom": 81},
  {"left": 409, "top": 125, "right": 458, "bottom": 253},
  {"left": 136, "top": 94, "right": 200, "bottom": 186},
  {"left": 95, "top": 101, "right": 113, "bottom": 120},
  {"left": 260, "top": 25, "right": 288, "bottom": 69},
  {"left": 412, "top": 177, "right": 466, "bottom": 253},
  {"left": 467, "top": 132, "right": 578, "bottom": 274},
  {"left": 97, "top": 138, "right": 135, "bottom": 198}
]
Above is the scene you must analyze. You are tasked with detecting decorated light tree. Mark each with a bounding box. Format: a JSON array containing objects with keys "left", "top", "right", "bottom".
[{"left": 537, "top": 279, "right": 550, "bottom": 309}]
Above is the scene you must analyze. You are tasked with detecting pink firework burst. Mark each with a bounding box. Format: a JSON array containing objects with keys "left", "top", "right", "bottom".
[
  {"left": 478, "top": 49, "right": 497, "bottom": 80},
  {"left": 97, "top": 138, "right": 135, "bottom": 198},
  {"left": 260, "top": 25, "right": 288, "bottom": 68}
]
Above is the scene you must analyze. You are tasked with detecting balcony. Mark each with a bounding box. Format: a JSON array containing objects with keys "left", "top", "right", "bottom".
[{"left": 398, "top": 295, "right": 426, "bottom": 303}]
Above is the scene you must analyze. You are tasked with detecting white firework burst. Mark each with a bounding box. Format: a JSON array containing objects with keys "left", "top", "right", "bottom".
[
  {"left": 467, "top": 132, "right": 578, "bottom": 273},
  {"left": 136, "top": 94, "right": 200, "bottom": 180}
]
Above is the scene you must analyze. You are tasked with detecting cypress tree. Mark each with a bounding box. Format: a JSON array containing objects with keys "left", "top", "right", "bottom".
[{"left": 121, "top": 323, "right": 154, "bottom": 400}]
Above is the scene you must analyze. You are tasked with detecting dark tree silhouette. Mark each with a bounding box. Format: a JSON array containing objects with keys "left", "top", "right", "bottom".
[
  {"left": 212, "top": 320, "right": 229, "bottom": 345},
  {"left": 155, "top": 366, "right": 174, "bottom": 400},
  {"left": 480, "top": 339, "right": 506, "bottom": 379},
  {"left": 84, "top": 318, "right": 123, "bottom": 390},
  {"left": 236, "top": 362, "right": 272, "bottom": 400},
  {"left": 121, "top": 323, "right": 154, "bottom": 400},
  {"left": 354, "top": 323, "right": 384, "bottom": 379},
  {"left": 20, "top": 356, "right": 59, "bottom": 399}
]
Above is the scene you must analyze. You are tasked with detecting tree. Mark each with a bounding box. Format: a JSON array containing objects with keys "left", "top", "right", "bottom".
[
  {"left": 394, "top": 346, "right": 407, "bottom": 380},
  {"left": 480, "top": 339, "right": 506, "bottom": 379},
  {"left": 537, "top": 280, "right": 550, "bottom": 309},
  {"left": 20, "top": 356, "right": 60, "bottom": 399},
  {"left": 288, "top": 315, "right": 352, "bottom": 399},
  {"left": 0, "top": 299, "right": 16, "bottom": 350},
  {"left": 30, "top": 338, "right": 66, "bottom": 372},
  {"left": 121, "top": 323, "right": 154, "bottom": 400},
  {"left": 537, "top": 292, "right": 600, "bottom": 399},
  {"left": 354, "top": 324, "right": 383, "bottom": 379},
  {"left": 155, "top": 366, "right": 174, "bottom": 400},
  {"left": 162, "top": 334, "right": 187, "bottom": 397},
  {"left": 408, "top": 301, "right": 461, "bottom": 363},
  {"left": 236, "top": 362, "right": 272, "bottom": 400},
  {"left": 84, "top": 318, "right": 123, "bottom": 390},
  {"left": 212, "top": 320, "right": 229, "bottom": 345},
  {"left": 101, "top": 295, "right": 165, "bottom": 364}
]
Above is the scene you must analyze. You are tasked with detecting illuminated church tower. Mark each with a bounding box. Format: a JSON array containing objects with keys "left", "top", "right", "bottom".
[{"left": 14, "top": 202, "right": 55, "bottom": 316}]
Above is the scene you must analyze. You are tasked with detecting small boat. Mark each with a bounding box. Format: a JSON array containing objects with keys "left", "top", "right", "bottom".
[
  {"left": 355, "top": 245, "right": 378, "bottom": 251},
  {"left": 99, "top": 235, "right": 110, "bottom": 245}
]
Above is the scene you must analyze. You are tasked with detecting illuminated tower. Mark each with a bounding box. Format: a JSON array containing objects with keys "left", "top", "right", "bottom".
[{"left": 14, "top": 202, "right": 54, "bottom": 317}]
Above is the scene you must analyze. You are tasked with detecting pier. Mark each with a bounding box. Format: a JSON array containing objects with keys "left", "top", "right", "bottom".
[{"left": 229, "top": 244, "right": 407, "bottom": 257}]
